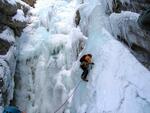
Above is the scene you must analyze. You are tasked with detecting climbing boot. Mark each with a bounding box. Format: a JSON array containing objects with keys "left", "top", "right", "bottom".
[{"left": 81, "top": 77, "right": 88, "bottom": 82}]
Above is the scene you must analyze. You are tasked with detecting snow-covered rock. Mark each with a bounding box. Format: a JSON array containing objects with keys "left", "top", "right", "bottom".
[
  {"left": 0, "top": 28, "right": 16, "bottom": 111},
  {"left": 0, "top": 0, "right": 31, "bottom": 36},
  {"left": 12, "top": 9, "right": 26, "bottom": 22},
  {"left": 2, "top": 0, "right": 16, "bottom": 5}
]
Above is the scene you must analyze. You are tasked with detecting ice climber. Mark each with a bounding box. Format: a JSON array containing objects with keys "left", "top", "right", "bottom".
[
  {"left": 80, "top": 54, "right": 94, "bottom": 82},
  {"left": 138, "top": 8, "right": 150, "bottom": 31}
]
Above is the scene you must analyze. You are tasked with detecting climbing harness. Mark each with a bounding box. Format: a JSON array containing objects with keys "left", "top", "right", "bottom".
[{"left": 54, "top": 80, "right": 82, "bottom": 113}]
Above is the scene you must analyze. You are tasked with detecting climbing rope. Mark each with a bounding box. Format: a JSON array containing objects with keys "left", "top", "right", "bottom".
[{"left": 54, "top": 80, "right": 82, "bottom": 113}]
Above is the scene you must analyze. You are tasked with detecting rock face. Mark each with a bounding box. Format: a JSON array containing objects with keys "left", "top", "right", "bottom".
[
  {"left": 120, "top": 0, "right": 150, "bottom": 13},
  {"left": 105, "top": 0, "right": 150, "bottom": 70},
  {"left": 0, "top": 0, "right": 18, "bottom": 16},
  {"left": 0, "top": 0, "right": 29, "bottom": 36},
  {"left": 0, "top": 38, "right": 11, "bottom": 55},
  {"left": 22, "top": 0, "right": 36, "bottom": 7},
  {"left": 106, "top": 0, "right": 150, "bottom": 14},
  {"left": 0, "top": 0, "right": 35, "bottom": 109},
  {"left": 75, "top": 10, "right": 81, "bottom": 27}
]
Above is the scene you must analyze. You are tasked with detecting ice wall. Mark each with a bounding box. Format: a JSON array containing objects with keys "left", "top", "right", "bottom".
[
  {"left": 14, "top": 0, "right": 86, "bottom": 113},
  {"left": 0, "top": 28, "right": 17, "bottom": 110},
  {"left": 70, "top": 0, "right": 150, "bottom": 113}
]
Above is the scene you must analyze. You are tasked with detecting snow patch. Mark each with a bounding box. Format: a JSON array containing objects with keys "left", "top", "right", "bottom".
[
  {"left": 3, "top": 0, "right": 16, "bottom": 5},
  {"left": 12, "top": 9, "right": 26, "bottom": 22},
  {"left": 0, "top": 28, "right": 15, "bottom": 43}
]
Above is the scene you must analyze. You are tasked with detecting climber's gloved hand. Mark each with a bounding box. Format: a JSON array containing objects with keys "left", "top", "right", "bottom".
[{"left": 89, "top": 62, "right": 94, "bottom": 69}]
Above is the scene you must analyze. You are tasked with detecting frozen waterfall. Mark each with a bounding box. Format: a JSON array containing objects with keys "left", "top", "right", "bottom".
[
  {"left": 14, "top": 0, "right": 86, "bottom": 113},
  {"left": 11, "top": 0, "right": 150, "bottom": 113}
]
